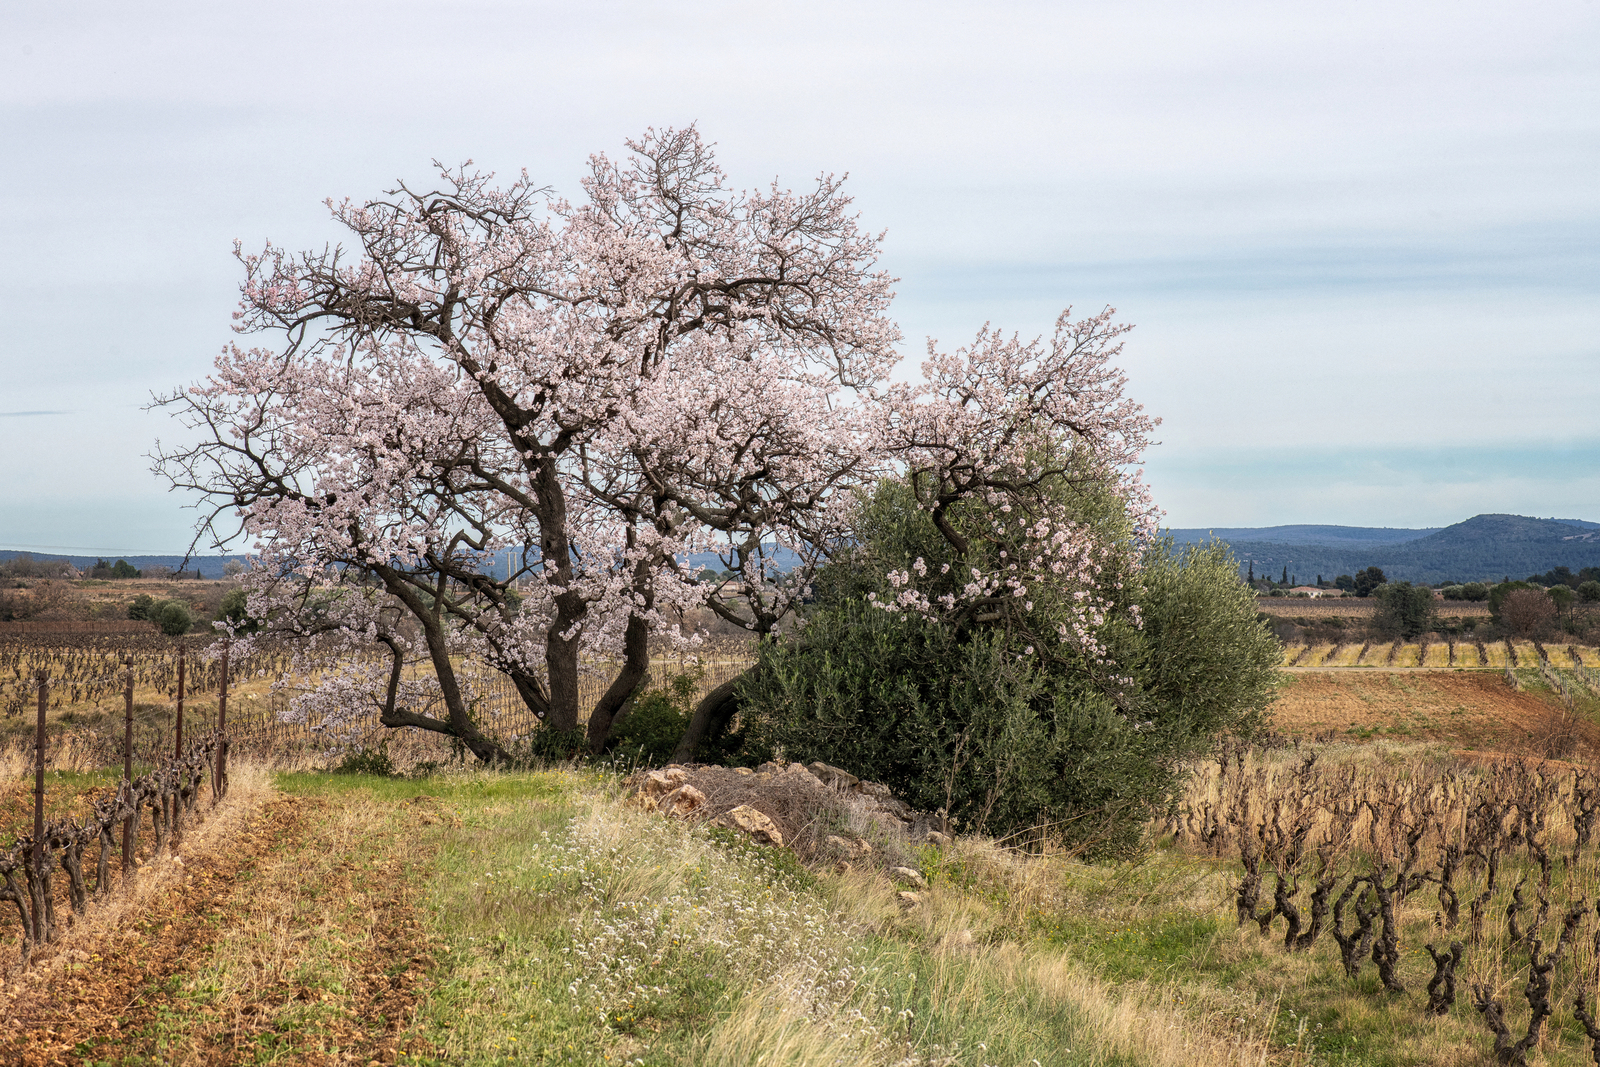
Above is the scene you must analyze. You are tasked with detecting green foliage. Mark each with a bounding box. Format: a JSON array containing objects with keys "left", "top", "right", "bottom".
[
  {"left": 1137, "top": 540, "right": 1283, "bottom": 743},
  {"left": 154, "top": 599, "right": 194, "bottom": 636},
  {"left": 112, "top": 559, "right": 140, "bottom": 579},
  {"left": 607, "top": 668, "right": 701, "bottom": 767},
  {"left": 1526, "top": 564, "right": 1600, "bottom": 589},
  {"left": 739, "top": 477, "right": 1280, "bottom": 851},
  {"left": 128, "top": 594, "right": 195, "bottom": 635},
  {"left": 1580, "top": 581, "right": 1600, "bottom": 604},
  {"left": 509, "top": 723, "right": 589, "bottom": 764},
  {"left": 218, "top": 588, "right": 259, "bottom": 633},
  {"left": 1374, "top": 580, "right": 1437, "bottom": 639},
  {"left": 1352, "top": 566, "right": 1386, "bottom": 597},
  {"left": 332, "top": 742, "right": 396, "bottom": 777},
  {"left": 1488, "top": 580, "right": 1539, "bottom": 620}
]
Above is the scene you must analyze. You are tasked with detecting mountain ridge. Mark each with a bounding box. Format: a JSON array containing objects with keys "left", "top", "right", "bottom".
[{"left": 1168, "top": 514, "right": 1600, "bottom": 584}]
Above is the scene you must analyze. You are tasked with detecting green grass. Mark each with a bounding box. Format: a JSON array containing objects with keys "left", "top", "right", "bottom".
[
  {"left": 78, "top": 753, "right": 1600, "bottom": 1066},
  {"left": 372, "top": 770, "right": 1277, "bottom": 1066}
]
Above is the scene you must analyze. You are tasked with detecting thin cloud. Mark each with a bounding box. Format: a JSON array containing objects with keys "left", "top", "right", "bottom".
[{"left": 0, "top": 410, "right": 71, "bottom": 417}]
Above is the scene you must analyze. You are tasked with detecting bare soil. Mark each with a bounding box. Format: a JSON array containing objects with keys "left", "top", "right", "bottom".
[
  {"left": 1269, "top": 670, "right": 1600, "bottom": 755},
  {"left": 1255, "top": 598, "right": 1492, "bottom": 618},
  {"left": 0, "top": 793, "right": 434, "bottom": 1066}
]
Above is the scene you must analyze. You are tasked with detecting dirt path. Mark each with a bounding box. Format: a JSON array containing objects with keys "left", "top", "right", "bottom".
[{"left": 0, "top": 789, "right": 437, "bottom": 1066}]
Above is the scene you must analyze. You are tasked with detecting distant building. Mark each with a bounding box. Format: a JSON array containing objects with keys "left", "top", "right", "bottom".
[{"left": 1288, "top": 586, "right": 1341, "bottom": 598}]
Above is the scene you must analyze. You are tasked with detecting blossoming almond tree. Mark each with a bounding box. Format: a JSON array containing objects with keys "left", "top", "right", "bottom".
[
  {"left": 155, "top": 127, "right": 1155, "bottom": 761},
  {"left": 874, "top": 310, "right": 1159, "bottom": 665}
]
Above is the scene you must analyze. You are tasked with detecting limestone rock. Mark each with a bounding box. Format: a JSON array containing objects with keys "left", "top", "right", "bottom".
[
  {"left": 924, "top": 830, "right": 953, "bottom": 848},
  {"left": 807, "top": 761, "right": 860, "bottom": 790},
  {"left": 896, "top": 890, "right": 921, "bottom": 909},
  {"left": 658, "top": 784, "right": 706, "bottom": 818},
  {"left": 722, "top": 804, "right": 784, "bottom": 847},
  {"left": 824, "top": 834, "right": 873, "bottom": 858},
  {"left": 889, "top": 866, "right": 927, "bottom": 889},
  {"left": 641, "top": 767, "right": 688, "bottom": 799}
]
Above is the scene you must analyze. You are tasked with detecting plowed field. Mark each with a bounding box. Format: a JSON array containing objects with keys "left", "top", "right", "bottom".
[{"left": 1270, "top": 670, "right": 1599, "bottom": 753}]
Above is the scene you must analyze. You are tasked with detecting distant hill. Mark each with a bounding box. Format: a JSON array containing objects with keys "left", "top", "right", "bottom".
[
  {"left": 0, "top": 549, "right": 249, "bottom": 578},
  {"left": 0, "top": 546, "right": 805, "bottom": 579},
  {"left": 1173, "top": 515, "right": 1600, "bottom": 585},
  {"left": 10, "top": 516, "right": 1595, "bottom": 587},
  {"left": 1167, "top": 524, "right": 1441, "bottom": 547}
]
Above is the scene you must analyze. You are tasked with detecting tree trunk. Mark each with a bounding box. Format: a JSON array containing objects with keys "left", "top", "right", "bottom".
[
  {"left": 417, "top": 618, "right": 510, "bottom": 763},
  {"left": 672, "top": 673, "right": 746, "bottom": 764},
  {"left": 544, "top": 601, "right": 584, "bottom": 734},
  {"left": 539, "top": 457, "right": 585, "bottom": 735},
  {"left": 587, "top": 614, "right": 651, "bottom": 752}
]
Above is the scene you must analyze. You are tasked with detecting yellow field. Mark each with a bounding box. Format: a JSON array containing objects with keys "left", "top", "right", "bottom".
[
  {"left": 1281, "top": 640, "right": 1600, "bottom": 674},
  {"left": 1320, "top": 643, "right": 1363, "bottom": 667}
]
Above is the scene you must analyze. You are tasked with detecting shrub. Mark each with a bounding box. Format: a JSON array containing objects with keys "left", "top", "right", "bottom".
[
  {"left": 606, "top": 669, "right": 700, "bottom": 767},
  {"left": 1580, "top": 581, "right": 1600, "bottom": 604},
  {"left": 154, "top": 600, "right": 193, "bottom": 636},
  {"left": 739, "top": 477, "right": 1279, "bottom": 852},
  {"left": 1374, "top": 581, "right": 1436, "bottom": 639},
  {"left": 127, "top": 594, "right": 156, "bottom": 621},
  {"left": 1488, "top": 580, "right": 1539, "bottom": 620},
  {"left": 218, "top": 588, "right": 259, "bottom": 633},
  {"left": 511, "top": 724, "right": 588, "bottom": 764},
  {"left": 334, "top": 743, "right": 396, "bottom": 776}
]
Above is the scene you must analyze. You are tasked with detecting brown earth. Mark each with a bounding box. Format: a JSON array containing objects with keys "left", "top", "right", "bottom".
[
  {"left": 1255, "top": 598, "right": 1492, "bottom": 618},
  {"left": 0, "top": 791, "right": 435, "bottom": 1066},
  {"left": 1268, "top": 670, "right": 1600, "bottom": 756}
]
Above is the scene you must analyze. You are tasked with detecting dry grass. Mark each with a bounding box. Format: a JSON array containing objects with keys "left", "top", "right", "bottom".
[
  {"left": 1319, "top": 643, "right": 1365, "bottom": 668},
  {"left": 1423, "top": 641, "right": 1450, "bottom": 667},
  {"left": 0, "top": 760, "right": 273, "bottom": 995},
  {"left": 1163, "top": 740, "right": 1600, "bottom": 1065},
  {"left": 403, "top": 770, "right": 1283, "bottom": 1066}
]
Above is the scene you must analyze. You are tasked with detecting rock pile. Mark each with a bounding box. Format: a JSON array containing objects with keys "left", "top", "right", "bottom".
[{"left": 628, "top": 759, "right": 942, "bottom": 861}]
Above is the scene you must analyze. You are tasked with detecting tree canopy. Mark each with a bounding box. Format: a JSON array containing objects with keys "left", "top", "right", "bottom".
[
  {"left": 737, "top": 472, "right": 1278, "bottom": 848},
  {"left": 156, "top": 128, "right": 1155, "bottom": 760},
  {"left": 1373, "top": 580, "right": 1435, "bottom": 639}
]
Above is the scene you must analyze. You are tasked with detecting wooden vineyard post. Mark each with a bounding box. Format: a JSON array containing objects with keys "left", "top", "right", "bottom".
[
  {"left": 123, "top": 655, "right": 134, "bottom": 873},
  {"left": 33, "top": 670, "right": 46, "bottom": 885},
  {"left": 172, "top": 646, "right": 187, "bottom": 846},
  {"left": 214, "top": 640, "right": 229, "bottom": 802},
  {"left": 174, "top": 647, "right": 185, "bottom": 760}
]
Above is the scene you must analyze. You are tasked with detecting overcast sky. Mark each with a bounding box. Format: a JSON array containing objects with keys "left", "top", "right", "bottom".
[{"left": 2, "top": 0, "right": 1596, "bottom": 554}]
